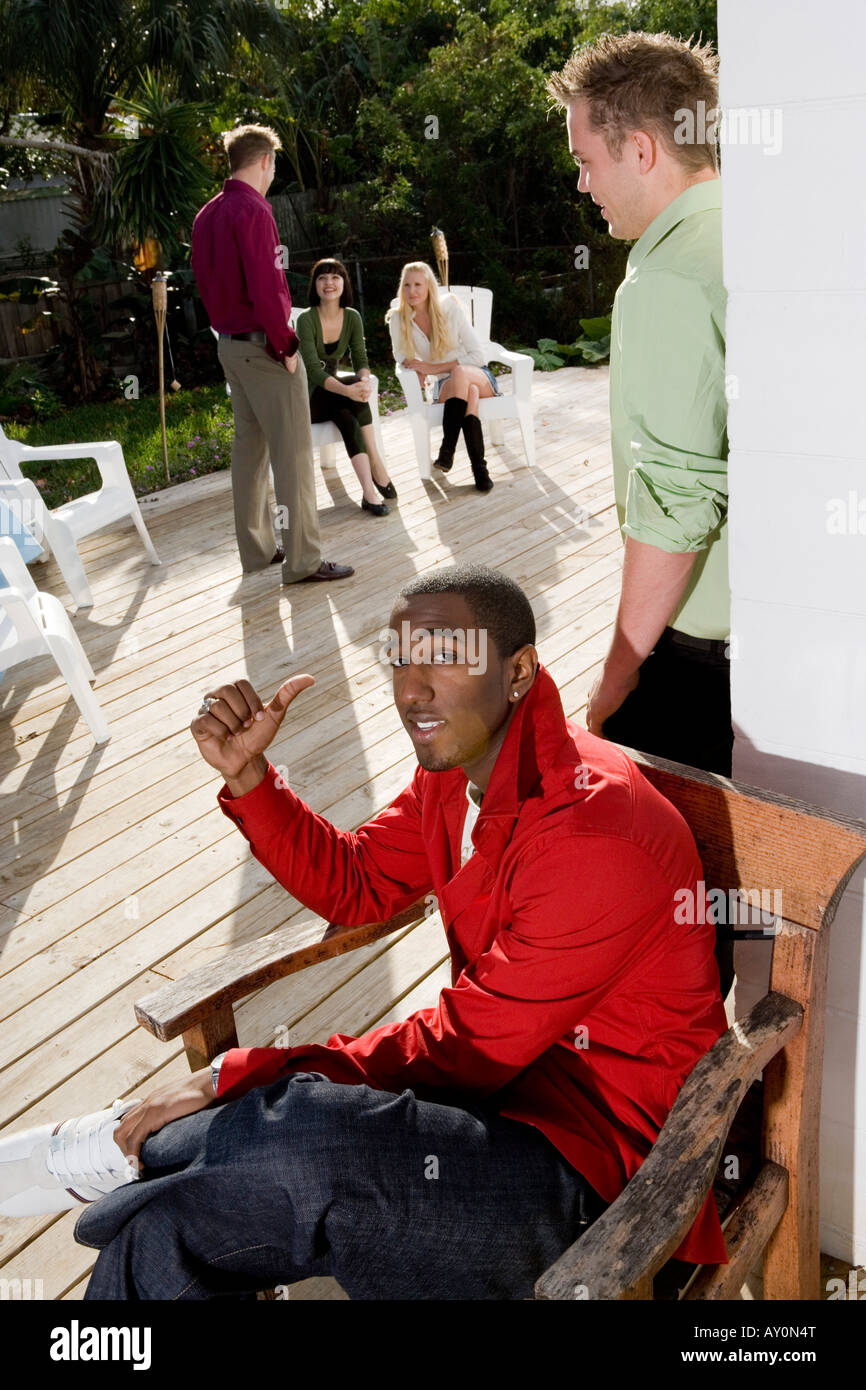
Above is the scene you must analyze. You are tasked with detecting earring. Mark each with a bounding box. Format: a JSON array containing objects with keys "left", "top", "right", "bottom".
[{"left": 512, "top": 690, "right": 520, "bottom": 699}]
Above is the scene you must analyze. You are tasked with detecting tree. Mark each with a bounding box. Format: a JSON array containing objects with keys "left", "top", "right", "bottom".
[
  {"left": 2, "top": 0, "right": 288, "bottom": 233},
  {"left": 100, "top": 71, "right": 214, "bottom": 262}
]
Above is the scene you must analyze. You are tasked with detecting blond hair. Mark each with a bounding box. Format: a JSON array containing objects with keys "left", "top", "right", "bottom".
[
  {"left": 386, "top": 262, "right": 455, "bottom": 362},
  {"left": 547, "top": 32, "right": 719, "bottom": 175},
  {"left": 222, "top": 124, "right": 281, "bottom": 173}
]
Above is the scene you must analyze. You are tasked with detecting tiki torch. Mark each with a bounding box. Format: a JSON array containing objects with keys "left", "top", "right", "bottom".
[
  {"left": 151, "top": 272, "right": 170, "bottom": 483},
  {"left": 431, "top": 226, "right": 449, "bottom": 289}
]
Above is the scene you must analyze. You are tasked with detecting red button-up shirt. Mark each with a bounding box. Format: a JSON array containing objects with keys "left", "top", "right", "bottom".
[
  {"left": 191, "top": 178, "right": 298, "bottom": 360},
  {"left": 216, "top": 665, "right": 728, "bottom": 1266}
]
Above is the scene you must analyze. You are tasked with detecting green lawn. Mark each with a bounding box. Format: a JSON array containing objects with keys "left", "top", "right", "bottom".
[{"left": 3, "top": 370, "right": 409, "bottom": 511}]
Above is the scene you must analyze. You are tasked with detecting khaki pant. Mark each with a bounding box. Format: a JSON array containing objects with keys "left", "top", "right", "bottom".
[{"left": 217, "top": 338, "right": 322, "bottom": 582}]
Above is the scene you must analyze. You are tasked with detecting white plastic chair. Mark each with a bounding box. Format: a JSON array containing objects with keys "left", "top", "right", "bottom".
[
  {"left": 0, "top": 477, "right": 94, "bottom": 608},
  {"left": 0, "top": 536, "right": 110, "bottom": 744},
  {"left": 211, "top": 316, "right": 389, "bottom": 472},
  {"left": 0, "top": 425, "right": 160, "bottom": 576},
  {"left": 391, "top": 285, "right": 535, "bottom": 480}
]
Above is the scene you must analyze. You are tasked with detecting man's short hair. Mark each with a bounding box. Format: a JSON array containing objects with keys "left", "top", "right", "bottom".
[
  {"left": 547, "top": 31, "right": 719, "bottom": 174},
  {"left": 396, "top": 565, "right": 536, "bottom": 661},
  {"left": 222, "top": 124, "right": 281, "bottom": 173}
]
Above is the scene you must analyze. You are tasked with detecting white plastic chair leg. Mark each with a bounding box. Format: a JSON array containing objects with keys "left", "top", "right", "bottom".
[
  {"left": 42, "top": 515, "right": 94, "bottom": 608},
  {"left": 39, "top": 597, "right": 109, "bottom": 743},
  {"left": 489, "top": 420, "right": 505, "bottom": 448},
  {"left": 130, "top": 505, "right": 161, "bottom": 565},
  {"left": 49, "top": 639, "right": 109, "bottom": 743},
  {"left": 372, "top": 412, "right": 387, "bottom": 466},
  {"left": 37, "top": 591, "right": 96, "bottom": 678},
  {"left": 319, "top": 442, "right": 337, "bottom": 468},
  {"left": 411, "top": 417, "right": 433, "bottom": 481},
  {"left": 367, "top": 375, "right": 388, "bottom": 468},
  {"left": 516, "top": 402, "right": 536, "bottom": 468}
]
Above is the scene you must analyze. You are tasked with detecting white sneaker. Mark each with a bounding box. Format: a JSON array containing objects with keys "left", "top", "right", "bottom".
[{"left": 0, "top": 1099, "right": 142, "bottom": 1218}]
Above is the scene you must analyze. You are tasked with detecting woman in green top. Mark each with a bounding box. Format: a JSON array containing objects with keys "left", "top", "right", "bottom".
[{"left": 296, "top": 258, "right": 396, "bottom": 517}]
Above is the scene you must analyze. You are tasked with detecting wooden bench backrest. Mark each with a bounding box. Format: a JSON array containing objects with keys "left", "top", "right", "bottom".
[
  {"left": 631, "top": 753, "right": 866, "bottom": 933},
  {"left": 631, "top": 751, "right": 866, "bottom": 1299}
]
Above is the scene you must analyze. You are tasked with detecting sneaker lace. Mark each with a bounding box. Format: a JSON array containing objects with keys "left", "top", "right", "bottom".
[{"left": 47, "top": 1101, "right": 138, "bottom": 1191}]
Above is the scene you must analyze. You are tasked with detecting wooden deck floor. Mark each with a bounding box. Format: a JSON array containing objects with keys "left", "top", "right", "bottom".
[{"left": 0, "top": 365, "right": 623, "bottom": 1298}]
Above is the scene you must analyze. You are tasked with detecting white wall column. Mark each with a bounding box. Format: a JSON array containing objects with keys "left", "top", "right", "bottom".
[{"left": 719, "top": 0, "right": 866, "bottom": 1262}]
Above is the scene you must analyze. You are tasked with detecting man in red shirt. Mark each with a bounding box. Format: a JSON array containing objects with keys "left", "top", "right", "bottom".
[
  {"left": 191, "top": 124, "right": 353, "bottom": 585},
  {"left": 1, "top": 566, "right": 727, "bottom": 1298}
]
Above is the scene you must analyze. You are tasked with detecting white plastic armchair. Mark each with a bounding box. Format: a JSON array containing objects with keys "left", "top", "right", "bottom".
[
  {"left": 0, "top": 537, "right": 110, "bottom": 744},
  {"left": 0, "top": 424, "right": 160, "bottom": 572},
  {"left": 0, "top": 476, "right": 94, "bottom": 609},
  {"left": 392, "top": 285, "right": 535, "bottom": 481},
  {"left": 211, "top": 317, "right": 389, "bottom": 473}
]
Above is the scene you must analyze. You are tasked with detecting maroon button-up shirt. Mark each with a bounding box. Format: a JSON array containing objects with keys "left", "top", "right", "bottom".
[{"left": 191, "top": 178, "right": 298, "bottom": 360}]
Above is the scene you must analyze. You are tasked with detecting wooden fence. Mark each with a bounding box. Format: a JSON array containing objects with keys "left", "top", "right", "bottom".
[{"left": 0, "top": 280, "right": 129, "bottom": 362}]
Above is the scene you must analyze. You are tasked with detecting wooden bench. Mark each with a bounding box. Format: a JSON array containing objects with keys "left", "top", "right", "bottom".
[{"left": 133, "top": 750, "right": 866, "bottom": 1300}]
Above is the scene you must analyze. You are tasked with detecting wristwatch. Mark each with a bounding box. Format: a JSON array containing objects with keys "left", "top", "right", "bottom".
[{"left": 210, "top": 1051, "right": 227, "bottom": 1094}]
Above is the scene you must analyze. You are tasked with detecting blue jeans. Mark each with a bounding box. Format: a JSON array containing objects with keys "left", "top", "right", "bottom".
[{"left": 75, "top": 1072, "right": 606, "bottom": 1300}]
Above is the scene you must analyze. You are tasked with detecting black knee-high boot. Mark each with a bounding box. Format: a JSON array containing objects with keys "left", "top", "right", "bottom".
[
  {"left": 461, "top": 414, "right": 493, "bottom": 492},
  {"left": 435, "top": 397, "right": 467, "bottom": 471}
]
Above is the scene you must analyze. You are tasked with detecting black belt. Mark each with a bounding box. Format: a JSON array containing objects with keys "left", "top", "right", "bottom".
[
  {"left": 659, "top": 626, "right": 730, "bottom": 656},
  {"left": 219, "top": 330, "right": 267, "bottom": 343}
]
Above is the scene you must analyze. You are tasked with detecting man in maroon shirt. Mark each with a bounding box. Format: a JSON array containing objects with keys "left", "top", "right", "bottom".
[{"left": 191, "top": 125, "right": 353, "bottom": 585}]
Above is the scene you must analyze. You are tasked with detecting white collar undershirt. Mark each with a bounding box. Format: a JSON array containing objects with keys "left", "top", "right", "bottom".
[{"left": 460, "top": 780, "right": 484, "bottom": 867}]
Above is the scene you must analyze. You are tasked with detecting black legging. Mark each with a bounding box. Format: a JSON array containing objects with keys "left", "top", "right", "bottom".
[{"left": 310, "top": 375, "right": 373, "bottom": 459}]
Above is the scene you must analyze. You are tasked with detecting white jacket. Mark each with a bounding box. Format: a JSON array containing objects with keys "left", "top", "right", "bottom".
[{"left": 389, "top": 294, "right": 486, "bottom": 378}]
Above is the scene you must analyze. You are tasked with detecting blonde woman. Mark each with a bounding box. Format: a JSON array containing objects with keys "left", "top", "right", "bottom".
[{"left": 387, "top": 262, "right": 500, "bottom": 491}]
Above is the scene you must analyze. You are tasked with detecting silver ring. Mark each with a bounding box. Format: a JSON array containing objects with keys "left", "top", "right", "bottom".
[{"left": 198, "top": 697, "right": 217, "bottom": 716}]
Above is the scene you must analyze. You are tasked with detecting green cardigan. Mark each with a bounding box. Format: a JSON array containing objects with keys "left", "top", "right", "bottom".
[{"left": 296, "top": 306, "right": 369, "bottom": 396}]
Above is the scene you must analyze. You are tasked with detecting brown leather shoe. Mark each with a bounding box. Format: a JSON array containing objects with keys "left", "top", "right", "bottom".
[{"left": 295, "top": 560, "right": 355, "bottom": 583}]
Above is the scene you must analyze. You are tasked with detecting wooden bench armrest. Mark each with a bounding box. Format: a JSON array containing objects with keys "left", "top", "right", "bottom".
[
  {"left": 134, "top": 898, "right": 429, "bottom": 1043},
  {"left": 534, "top": 991, "right": 804, "bottom": 1300}
]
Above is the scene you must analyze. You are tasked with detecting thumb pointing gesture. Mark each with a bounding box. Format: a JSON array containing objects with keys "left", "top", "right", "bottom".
[
  {"left": 259, "top": 673, "right": 316, "bottom": 741},
  {"left": 191, "top": 673, "right": 315, "bottom": 781}
]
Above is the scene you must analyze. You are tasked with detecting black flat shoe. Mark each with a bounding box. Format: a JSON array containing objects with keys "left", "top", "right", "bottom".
[
  {"left": 373, "top": 478, "right": 397, "bottom": 499},
  {"left": 361, "top": 497, "right": 390, "bottom": 516}
]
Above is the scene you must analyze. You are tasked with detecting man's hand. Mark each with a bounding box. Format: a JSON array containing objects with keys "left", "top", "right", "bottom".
[
  {"left": 114, "top": 1071, "right": 216, "bottom": 1169},
  {"left": 283, "top": 352, "right": 298, "bottom": 374},
  {"left": 586, "top": 667, "right": 639, "bottom": 737},
  {"left": 190, "top": 674, "right": 315, "bottom": 788}
]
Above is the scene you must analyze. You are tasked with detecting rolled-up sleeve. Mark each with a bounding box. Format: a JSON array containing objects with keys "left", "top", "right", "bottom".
[{"left": 620, "top": 268, "right": 727, "bottom": 553}]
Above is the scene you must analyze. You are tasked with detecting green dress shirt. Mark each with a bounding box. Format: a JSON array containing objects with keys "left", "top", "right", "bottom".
[
  {"left": 609, "top": 179, "right": 729, "bottom": 640},
  {"left": 296, "top": 306, "right": 369, "bottom": 396}
]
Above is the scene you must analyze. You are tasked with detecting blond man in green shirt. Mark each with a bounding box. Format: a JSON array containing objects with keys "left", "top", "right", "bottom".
[{"left": 548, "top": 33, "right": 732, "bottom": 779}]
